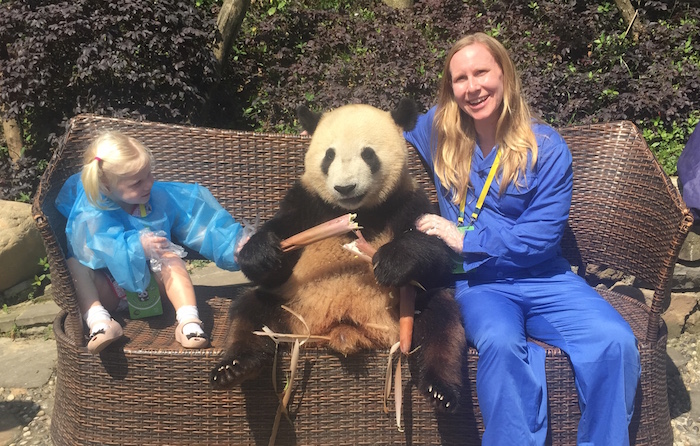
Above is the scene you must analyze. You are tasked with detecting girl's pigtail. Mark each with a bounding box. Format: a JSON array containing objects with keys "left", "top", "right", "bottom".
[{"left": 81, "top": 158, "right": 102, "bottom": 208}]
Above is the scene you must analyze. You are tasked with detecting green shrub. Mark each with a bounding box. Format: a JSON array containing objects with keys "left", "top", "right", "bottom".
[
  {"left": 226, "top": 0, "right": 700, "bottom": 174},
  {"left": 0, "top": 0, "right": 219, "bottom": 174},
  {"left": 1, "top": 0, "right": 698, "bottom": 184}
]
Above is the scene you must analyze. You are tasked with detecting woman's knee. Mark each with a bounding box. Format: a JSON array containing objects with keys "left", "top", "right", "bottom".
[
  {"left": 472, "top": 322, "right": 528, "bottom": 358},
  {"left": 590, "top": 319, "right": 639, "bottom": 364},
  {"left": 612, "top": 324, "right": 639, "bottom": 361}
]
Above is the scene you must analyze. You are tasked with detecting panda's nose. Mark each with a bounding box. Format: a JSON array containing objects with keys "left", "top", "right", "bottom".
[{"left": 334, "top": 184, "right": 356, "bottom": 196}]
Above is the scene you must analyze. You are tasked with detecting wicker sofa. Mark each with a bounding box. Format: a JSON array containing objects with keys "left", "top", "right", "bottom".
[{"left": 33, "top": 114, "right": 693, "bottom": 445}]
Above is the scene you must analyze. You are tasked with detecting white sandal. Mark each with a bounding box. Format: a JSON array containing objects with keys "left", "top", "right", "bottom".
[
  {"left": 175, "top": 318, "right": 209, "bottom": 349},
  {"left": 87, "top": 319, "right": 123, "bottom": 354}
]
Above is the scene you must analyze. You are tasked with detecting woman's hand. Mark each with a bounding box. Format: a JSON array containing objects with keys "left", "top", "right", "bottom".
[{"left": 416, "top": 214, "right": 465, "bottom": 253}]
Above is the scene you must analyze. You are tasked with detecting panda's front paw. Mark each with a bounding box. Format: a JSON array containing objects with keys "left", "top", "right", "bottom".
[
  {"left": 372, "top": 243, "right": 419, "bottom": 286},
  {"left": 422, "top": 377, "right": 460, "bottom": 414},
  {"left": 210, "top": 353, "right": 264, "bottom": 389},
  {"left": 238, "top": 231, "right": 287, "bottom": 285}
]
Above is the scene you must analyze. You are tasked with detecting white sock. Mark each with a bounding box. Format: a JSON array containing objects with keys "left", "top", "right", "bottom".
[
  {"left": 176, "top": 305, "right": 204, "bottom": 337},
  {"left": 84, "top": 305, "right": 112, "bottom": 335}
]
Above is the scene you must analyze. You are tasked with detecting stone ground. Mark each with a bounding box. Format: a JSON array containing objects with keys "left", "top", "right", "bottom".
[{"left": 0, "top": 265, "right": 699, "bottom": 445}]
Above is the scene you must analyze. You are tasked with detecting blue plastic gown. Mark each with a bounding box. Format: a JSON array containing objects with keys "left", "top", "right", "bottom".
[{"left": 56, "top": 173, "right": 243, "bottom": 293}]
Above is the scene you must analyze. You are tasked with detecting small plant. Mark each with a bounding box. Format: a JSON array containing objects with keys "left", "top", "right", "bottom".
[
  {"left": 9, "top": 323, "right": 21, "bottom": 340},
  {"left": 186, "top": 259, "right": 211, "bottom": 273},
  {"left": 642, "top": 112, "right": 700, "bottom": 175},
  {"left": 2, "top": 304, "right": 8, "bottom": 314},
  {"left": 30, "top": 257, "right": 52, "bottom": 299}
]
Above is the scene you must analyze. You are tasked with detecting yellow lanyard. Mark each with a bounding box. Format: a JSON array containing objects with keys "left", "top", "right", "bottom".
[{"left": 458, "top": 150, "right": 501, "bottom": 228}]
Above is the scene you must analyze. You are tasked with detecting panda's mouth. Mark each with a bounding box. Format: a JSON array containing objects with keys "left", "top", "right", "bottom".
[{"left": 337, "top": 194, "right": 366, "bottom": 208}]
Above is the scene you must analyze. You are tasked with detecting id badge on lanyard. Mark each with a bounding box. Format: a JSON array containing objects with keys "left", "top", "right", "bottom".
[
  {"left": 452, "top": 150, "right": 501, "bottom": 274},
  {"left": 452, "top": 225, "right": 474, "bottom": 274}
]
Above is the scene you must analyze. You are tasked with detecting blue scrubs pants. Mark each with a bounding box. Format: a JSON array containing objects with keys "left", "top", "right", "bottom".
[{"left": 456, "top": 268, "right": 640, "bottom": 446}]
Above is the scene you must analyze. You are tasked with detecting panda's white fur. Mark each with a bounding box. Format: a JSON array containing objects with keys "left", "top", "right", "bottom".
[{"left": 302, "top": 104, "right": 409, "bottom": 209}]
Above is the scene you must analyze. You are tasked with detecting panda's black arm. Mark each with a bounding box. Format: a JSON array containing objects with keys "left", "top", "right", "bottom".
[
  {"left": 371, "top": 188, "right": 455, "bottom": 289},
  {"left": 373, "top": 229, "right": 454, "bottom": 289},
  {"left": 238, "top": 183, "right": 347, "bottom": 286},
  {"left": 386, "top": 187, "right": 438, "bottom": 234},
  {"left": 237, "top": 184, "right": 309, "bottom": 286}
]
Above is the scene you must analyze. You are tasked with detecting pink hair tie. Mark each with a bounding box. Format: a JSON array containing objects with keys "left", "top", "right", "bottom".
[{"left": 94, "top": 156, "right": 102, "bottom": 162}]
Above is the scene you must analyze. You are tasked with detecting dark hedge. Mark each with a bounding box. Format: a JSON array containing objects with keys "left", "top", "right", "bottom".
[
  {"left": 0, "top": 0, "right": 219, "bottom": 200},
  {"left": 218, "top": 0, "right": 700, "bottom": 175},
  {"left": 1, "top": 0, "right": 699, "bottom": 201},
  {"left": 227, "top": 0, "right": 699, "bottom": 132}
]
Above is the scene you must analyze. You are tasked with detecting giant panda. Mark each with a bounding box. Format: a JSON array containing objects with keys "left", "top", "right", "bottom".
[{"left": 210, "top": 99, "right": 466, "bottom": 413}]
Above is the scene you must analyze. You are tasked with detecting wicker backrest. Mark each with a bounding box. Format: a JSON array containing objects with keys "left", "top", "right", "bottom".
[
  {"left": 559, "top": 122, "right": 693, "bottom": 340},
  {"left": 33, "top": 115, "right": 693, "bottom": 344}
]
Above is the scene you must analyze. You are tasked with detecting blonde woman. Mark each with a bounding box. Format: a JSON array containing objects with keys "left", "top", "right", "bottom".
[
  {"left": 404, "top": 33, "right": 640, "bottom": 445},
  {"left": 56, "top": 131, "right": 248, "bottom": 354}
]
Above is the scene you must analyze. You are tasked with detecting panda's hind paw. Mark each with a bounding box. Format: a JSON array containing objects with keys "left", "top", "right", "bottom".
[
  {"left": 210, "top": 355, "right": 261, "bottom": 389},
  {"left": 423, "top": 382, "right": 460, "bottom": 414}
]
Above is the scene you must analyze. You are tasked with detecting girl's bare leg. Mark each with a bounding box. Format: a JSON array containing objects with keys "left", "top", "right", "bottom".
[
  {"left": 154, "top": 253, "right": 209, "bottom": 348},
  {"left": 67, "top": 257, "right": 122, "bottom": 314},
  {"left": 153, "top": 253, "right": 196, "bottom": 310},
  {"left": 66, "top": 257, "right": 124, "bottom": 354}
]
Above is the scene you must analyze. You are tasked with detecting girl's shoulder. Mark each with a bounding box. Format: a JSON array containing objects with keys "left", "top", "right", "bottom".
[
  {"left": 151, "top": 181, "right": 200, "bottom": 201},
  {"left": 149, "top": 181, "right": 213, "bottom": 213}
]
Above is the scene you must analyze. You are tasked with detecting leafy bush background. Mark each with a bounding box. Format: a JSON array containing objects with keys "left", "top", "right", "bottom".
[
  {"left": 0, "top": 0, "right": 219, "bottom": 200},
  {"left": 1, "top": 0, "right": 699, "bottom": 201}
]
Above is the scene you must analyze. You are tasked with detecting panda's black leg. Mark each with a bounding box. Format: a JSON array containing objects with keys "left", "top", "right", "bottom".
[
  {"left": 409, "top": 288, "right": 466, "bottom": 413},
  {"left": 210, "top": 289, "right": 290, "bottom": 388}
]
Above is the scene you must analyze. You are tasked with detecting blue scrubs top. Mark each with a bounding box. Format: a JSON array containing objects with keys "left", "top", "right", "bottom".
[
  {"left": 404, "top": 106, "right": 573, "bottom": 279},
  {"left": 56, "top": 173, "right": 243, "bottom": 293}
]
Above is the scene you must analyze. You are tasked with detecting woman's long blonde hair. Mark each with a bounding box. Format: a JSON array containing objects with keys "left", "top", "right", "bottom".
[
  {"left": 80, "top": 131, "right": 155, "bottom": 209},
  {"left": 433, "top": 33, "right": 538, "bottom": 205}
]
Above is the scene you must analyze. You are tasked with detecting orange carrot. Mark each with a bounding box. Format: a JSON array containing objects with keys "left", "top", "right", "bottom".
[{"left": 399, "top": 286, "right": 416, "bottom": 354}]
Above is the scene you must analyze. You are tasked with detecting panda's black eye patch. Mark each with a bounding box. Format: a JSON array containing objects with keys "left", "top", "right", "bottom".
[
  {"left": 321, "top": 148, "right": 335, "bottom": 175},
  {"left": 361, "top": 147, "right": 381, "bottom": 174}
]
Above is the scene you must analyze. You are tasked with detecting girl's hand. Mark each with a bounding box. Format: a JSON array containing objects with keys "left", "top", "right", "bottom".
[
  {"left": 140, "top": 232, "right": 171, "bottom": 260},
  {"left": 416, "top": 214, "right": 465, "bottom": 253}
]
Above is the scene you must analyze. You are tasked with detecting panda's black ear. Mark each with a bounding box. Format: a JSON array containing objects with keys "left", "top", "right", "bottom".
[
  {"left": 390, "top": 98, "right": 418, "bottom": 131},
  {"left": 297, "top": 105, "right": 322, "bottom": 135}
]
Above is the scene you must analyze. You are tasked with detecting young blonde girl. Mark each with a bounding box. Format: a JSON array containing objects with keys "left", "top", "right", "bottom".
[{"left": 56, "top": 131, "right": 248, "bottom": 354}]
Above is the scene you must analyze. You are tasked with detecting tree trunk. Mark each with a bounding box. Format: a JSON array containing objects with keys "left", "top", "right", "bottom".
[
  {"left": 613, "top": 0, "right": 643, "bottom": 40},
  {"left": 200, "top": 0, "right": 250, "bottom": 123},
  {"left": 0, "top": 79, "right": 22, "bottom": 162},
  {"left": 382, "top": 0, "right": 413, "bottom": 8},
  {"left": 213, "top": 0, "right": 251, "bottom": 69},
  {"left": 1, "top": 115, "right": 22, "bottom": 162}
]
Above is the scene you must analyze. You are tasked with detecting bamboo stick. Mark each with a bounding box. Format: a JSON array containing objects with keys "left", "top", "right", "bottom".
[
  {"left": 343, "top": 230, "right": 416, "bottom": 354},
  {"left": 280, "top": 213, "right": 360, "bottom": 252}
]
